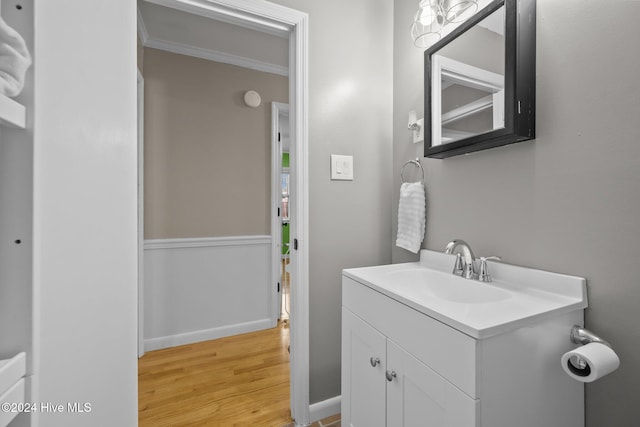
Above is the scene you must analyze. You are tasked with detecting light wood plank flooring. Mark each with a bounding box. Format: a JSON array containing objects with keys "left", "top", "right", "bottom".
[{"left": 139, "top": 322, "right": 293, "bottom": 426}]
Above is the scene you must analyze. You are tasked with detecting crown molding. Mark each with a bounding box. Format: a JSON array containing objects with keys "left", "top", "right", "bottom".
[
  {"left": 137, "top": 0, "right": 288, "bottom": 75},
  {"left": 143, "top": 0, "right": 289, "bottom": 38},
  {"left": 144, "top": 37, "right": 288, "bottom": 76}
]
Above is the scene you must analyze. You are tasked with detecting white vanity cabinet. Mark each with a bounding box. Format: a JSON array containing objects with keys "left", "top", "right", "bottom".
[
  {"left": 342, "top": 308, "right": 477, "bottom": 427},
  {"left": 342, "top": 276, "right": 478, "bottom": 427},
  {"left": 342, "top": 269, "right": 584, "bottom": 427}
]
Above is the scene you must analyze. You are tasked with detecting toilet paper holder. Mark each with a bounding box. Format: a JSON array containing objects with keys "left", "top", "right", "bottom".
[
  {"left": 568, "top": 325, "right": 612, "bottom": 371},
  {"left": 570, "top": 325, "right": 611, "bottom": 347}
]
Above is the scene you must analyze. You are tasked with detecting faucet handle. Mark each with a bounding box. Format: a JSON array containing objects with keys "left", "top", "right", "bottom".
[
  {"left": 452, "top": 253, "right": 464, "bottom": 276},
  {"left": 478, "top": 256, "right": 501, "bottom": 282},
  {"left": 462, "top": 258, "right": 477, "bottom": 280}
]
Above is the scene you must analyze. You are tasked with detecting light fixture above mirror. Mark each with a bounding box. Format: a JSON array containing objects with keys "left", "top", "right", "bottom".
[{"left": 411, "top": 0, "right": 479, "bottom": 47}]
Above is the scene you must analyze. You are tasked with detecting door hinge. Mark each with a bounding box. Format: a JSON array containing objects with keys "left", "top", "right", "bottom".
[
  {"left": 278, "top": 132, "right": 281, "bottom": 142},
  {"left": 277, "top": 282, "right": 280, "bottom": 293},
  {"left": 278, "top": 207, "right": 280, "bottom": 217},
  {"left": 293, "top": 238, "right": 298, "bottom": 250}
]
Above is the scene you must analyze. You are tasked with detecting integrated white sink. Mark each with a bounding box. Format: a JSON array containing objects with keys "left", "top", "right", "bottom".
[
  {"left": 386, "top": 268, "right": 511, "bottom": 304},
  {"left": 343, "top": 250, "right": 587, "bottom": 338}
]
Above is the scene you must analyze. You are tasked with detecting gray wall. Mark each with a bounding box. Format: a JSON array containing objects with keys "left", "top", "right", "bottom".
[
  {"left": 271, "top": 0, "right": 394, "bottom": 404},
  {"left": 393, "top": 0, "right": 428, "bottom": 265},
  {"left": 394, "top": 0, "right": 640, "bottom": 425},
  {"left": 143, "top": 48, "right": 287, "bottom": 239}
]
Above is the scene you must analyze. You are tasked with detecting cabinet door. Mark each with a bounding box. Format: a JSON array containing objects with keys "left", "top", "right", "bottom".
[
  {"left": 342, "top": 308, "right": 386, "bottom": 427},
  {"left": 386, "top": 340, "right": 479, "bottom": 427}
]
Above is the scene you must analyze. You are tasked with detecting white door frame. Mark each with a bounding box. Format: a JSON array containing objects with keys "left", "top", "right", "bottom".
[
  {"left": 137, "top": 68, "right": 145, "bottom": 359},
  {"left": 271, "top": 102, "right": 289, "bottom": 323},
  {"left": 139, "top": 1, "right": 310, "bottom": 424}
]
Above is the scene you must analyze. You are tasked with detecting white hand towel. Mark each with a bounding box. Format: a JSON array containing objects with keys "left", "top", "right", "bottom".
[
  {"left": 396, "top": 181, "right": 426, "bottom": 253},
  {"left": 0, "top": 16, "right": 32, "bottom": 97}
]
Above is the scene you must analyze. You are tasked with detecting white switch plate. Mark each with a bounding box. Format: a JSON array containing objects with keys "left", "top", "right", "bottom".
[{"left": 331, "top": 154, "right": 353, "bottom": 181}]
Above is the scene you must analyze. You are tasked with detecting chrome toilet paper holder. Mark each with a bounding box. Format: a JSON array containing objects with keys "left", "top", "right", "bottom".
[
  {"left": 568, "top": 325, "right": 612, "bottom": 372},
  {"left": 570, "top": 325, "right": 611, "bottom": 348}
]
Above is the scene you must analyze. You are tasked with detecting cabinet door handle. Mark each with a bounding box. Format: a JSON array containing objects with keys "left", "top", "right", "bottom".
[
  {"left": 385, "top": 370, "right": 397, "bottom": 382},
  {"left": 369, "top": 357, "right": 380, "bottom": 367}
]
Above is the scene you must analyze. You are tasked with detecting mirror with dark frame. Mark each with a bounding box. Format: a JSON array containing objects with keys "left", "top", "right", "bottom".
[{"left": 424, "top": 0, "right": 535, "bottom": 159}]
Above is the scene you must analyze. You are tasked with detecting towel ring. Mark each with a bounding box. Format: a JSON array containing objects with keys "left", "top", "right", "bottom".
[{"left": 401, "top": 158, "right": 424, "bottom": 183}]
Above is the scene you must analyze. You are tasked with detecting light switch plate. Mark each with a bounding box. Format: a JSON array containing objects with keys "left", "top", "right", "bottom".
[{"left": 331, "top": 154, "right": 353, "bottom": 181}]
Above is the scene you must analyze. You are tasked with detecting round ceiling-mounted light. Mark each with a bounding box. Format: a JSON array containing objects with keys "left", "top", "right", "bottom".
[{"left": 244, "top": 90, "right": 262, "bottom": 108}]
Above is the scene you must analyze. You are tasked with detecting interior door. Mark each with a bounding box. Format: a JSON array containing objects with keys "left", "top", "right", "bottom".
[{"left": 271, "top": 102, "right": 288, "bottom": 323}]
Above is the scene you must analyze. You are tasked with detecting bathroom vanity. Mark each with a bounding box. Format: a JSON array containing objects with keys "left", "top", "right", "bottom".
[{"left": 341, "top": 250, "right": 587, "bottom": 427}]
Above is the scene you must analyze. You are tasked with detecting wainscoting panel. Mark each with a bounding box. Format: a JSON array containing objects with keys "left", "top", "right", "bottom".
[{"left": 143, "top": 236, "right": 274, "bottom": 351}]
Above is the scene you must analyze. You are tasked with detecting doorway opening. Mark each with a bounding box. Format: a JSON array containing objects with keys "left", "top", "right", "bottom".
[
  {"left": 271, "top": 101, "right": 291, "bottom": 326},
  {"left": 137, "top": 0, "right": 309, "bottom": 424}
]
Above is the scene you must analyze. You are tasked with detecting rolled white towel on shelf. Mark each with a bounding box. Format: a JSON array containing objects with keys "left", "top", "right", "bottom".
[
  {"left": 0, "top": 16, "right": 31, "bottom": 97},
  {"left": 396, "top": 181, "right": 426, "bottom": 253}
]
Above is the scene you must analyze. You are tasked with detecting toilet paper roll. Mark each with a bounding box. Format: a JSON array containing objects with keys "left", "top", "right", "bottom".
[{"left": 561, "top": 342, "right": 620, "bottom": 383}]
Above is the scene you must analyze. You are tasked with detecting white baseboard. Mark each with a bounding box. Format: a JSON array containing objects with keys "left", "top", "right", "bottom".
[
  {"left": 309, "top": 395, "right": 341, "bottom": 424},
  {"left": 144, "top": 318, "right": 273, "bottom": 352}
]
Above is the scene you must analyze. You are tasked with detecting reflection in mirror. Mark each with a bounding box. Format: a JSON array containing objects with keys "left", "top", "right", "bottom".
[
  {"left": 431, "top": 5, "right": 505, "bottom": 146},
  {"left": 424, "top": 0, "right": 536, "bottom": 159}
]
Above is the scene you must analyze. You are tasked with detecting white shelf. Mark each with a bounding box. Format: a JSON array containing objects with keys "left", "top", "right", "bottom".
[
  {"left": 0, "top": 353, "right": 26, "bottom": 397},
  {"left": 0, "top": 353, "right": 26, "bottom": 427},
  {"left": 0, "top": 94, "right": 26, "bottom": 129},
  {"left": 0, "top": 378, "right": 25, "bottom": 427}
]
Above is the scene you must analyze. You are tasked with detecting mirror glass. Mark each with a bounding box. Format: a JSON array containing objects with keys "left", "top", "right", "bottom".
[
  {"left": 432, "top": 6, "right": 505, "bottom": 146},
  {"left": 424, "top": 0, "right": 535, "bottom": 159}
]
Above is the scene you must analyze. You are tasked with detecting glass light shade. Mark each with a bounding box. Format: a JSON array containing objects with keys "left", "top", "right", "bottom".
[
  {"left": 411, "top": 0, "right": 444, "bottom": 48},
  {"left": 417, "top": 0, "right": 437, "bottom": 25},
  {"left": 444, "top": 0, "right": 478, "bottom": 23}
]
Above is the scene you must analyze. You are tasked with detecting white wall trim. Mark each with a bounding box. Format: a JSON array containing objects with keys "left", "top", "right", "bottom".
[
  {"left": 288, "top": 10, "right": 310, "bottom": 426},
  {"left": 144, "top": 37, "right": 289, "bottom": 76},
  {"left": 144, "top": 237, "right": 274, "bottom": 348},
  {"left": 144, "top": 235, "right": 271, "bottom": 250},
  {"left": 137, "top": 6, "right": 149, "bottom": 44},
  {"left": 309, "top": 395, "right": 341, "bottom": 423},
  {"left": 144, "top": 318, "right": 272, "bottom": 352},
  {"left": 137, "top": 69, "right": 145, "bottom": 359}
]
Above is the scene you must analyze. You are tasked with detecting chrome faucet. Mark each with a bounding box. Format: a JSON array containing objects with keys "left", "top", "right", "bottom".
[
  {"left": 444, "top": 239, "right": 501, "bottom": 282},
  {"left": 444, "top": 239, "right": 477, "bottom": 279}
]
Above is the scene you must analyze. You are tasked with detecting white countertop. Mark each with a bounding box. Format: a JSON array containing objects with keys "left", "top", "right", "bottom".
[{"left": 343, "top": 250, "right": 587, "bottom": 339}]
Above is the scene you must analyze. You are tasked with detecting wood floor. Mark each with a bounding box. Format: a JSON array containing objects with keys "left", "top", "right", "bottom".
[{"left": 139, "top": 322, "right": 293, "bottom": 426}]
